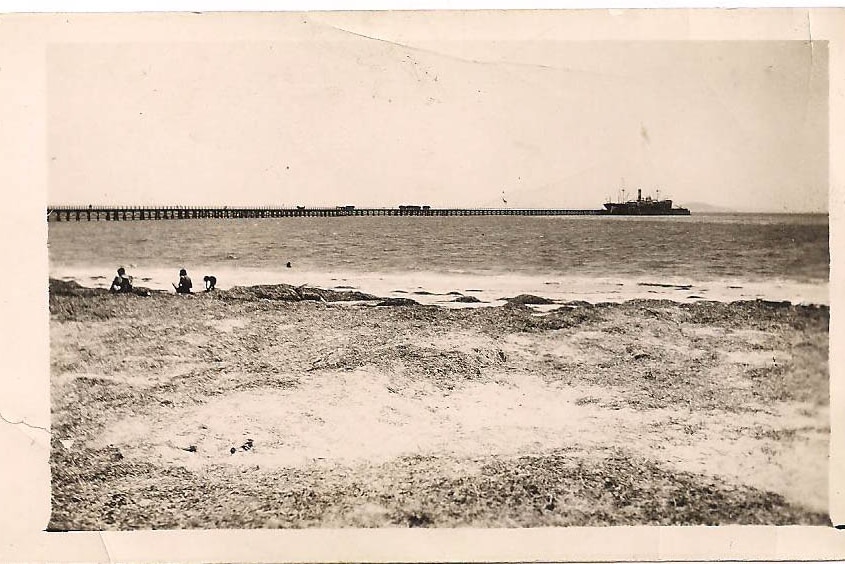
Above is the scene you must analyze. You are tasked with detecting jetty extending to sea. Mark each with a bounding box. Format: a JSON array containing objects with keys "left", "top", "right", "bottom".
[
  {"left": 47, "top": 205, "right": 606, "bottom": 221},
  {"left": 48, "top": 192, "right": 691, "bottom": 221}
]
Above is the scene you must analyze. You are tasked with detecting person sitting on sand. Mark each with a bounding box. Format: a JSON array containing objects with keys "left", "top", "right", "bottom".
[
  {"left": 203, "top": 275, "right": 217, "bottom": 291},
  {"left": 173, "top": 268, "right": 193, "bottom": 294},
  {"left": 109, "top": 267, "right": 133, "bottom": 293}
]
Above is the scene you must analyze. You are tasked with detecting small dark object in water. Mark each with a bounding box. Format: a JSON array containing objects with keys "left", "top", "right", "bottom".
[
  {"left": 182, "top": 445, "right": 197, "bottom": 453},
  {"left": 230, "top": 447, "right": 237, "bottom": 455},
  {"left": 241, "top": 438, "right": 254, "bottom": 451},
  {"left": 286, "top": 262, "right": 292, "bottom": 268}
]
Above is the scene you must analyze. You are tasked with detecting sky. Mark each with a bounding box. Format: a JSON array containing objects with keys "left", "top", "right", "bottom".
[{"left": 47, "top": 26, "right": 829, "bottom": 212}]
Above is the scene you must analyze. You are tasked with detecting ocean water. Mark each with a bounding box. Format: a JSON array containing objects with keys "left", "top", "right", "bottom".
[{"left": 47, "top": 213, "right": 830, "bottom": 306}]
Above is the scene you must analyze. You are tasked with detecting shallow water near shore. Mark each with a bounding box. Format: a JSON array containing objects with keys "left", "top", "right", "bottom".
[{"left": 49, "top": 213, "right": 829, "bottom": 305}]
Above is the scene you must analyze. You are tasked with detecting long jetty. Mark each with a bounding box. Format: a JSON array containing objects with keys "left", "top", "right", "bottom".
[{"left": 47, "top": 205, "right": 605, "bottom": 221}]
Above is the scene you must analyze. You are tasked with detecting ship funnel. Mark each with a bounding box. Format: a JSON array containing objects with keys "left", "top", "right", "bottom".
[{"left": 637, "top": 189, "right": 642, "bottom": 202}]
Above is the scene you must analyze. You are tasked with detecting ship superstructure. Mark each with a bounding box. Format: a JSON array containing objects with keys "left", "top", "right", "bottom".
[{"left": 602, "top": 189, "right": 690, "bottom": 216}]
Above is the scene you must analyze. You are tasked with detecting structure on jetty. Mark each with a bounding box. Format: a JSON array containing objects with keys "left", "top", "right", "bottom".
[{"left": 47, "top": 205, "right": 606, "bottom": 221}]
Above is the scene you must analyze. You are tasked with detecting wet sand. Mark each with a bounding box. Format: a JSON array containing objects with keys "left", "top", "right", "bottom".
[{"left": 48, "top": 280, "right": 830, "bottom": 529}]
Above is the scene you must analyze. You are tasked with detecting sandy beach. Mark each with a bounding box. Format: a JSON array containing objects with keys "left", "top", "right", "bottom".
[{"left": 48, "top": 279, "right": 830, "bottom": 529}]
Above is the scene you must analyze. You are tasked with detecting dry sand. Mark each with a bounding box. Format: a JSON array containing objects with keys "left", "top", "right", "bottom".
[{"left": 48, "top": 280, "right": 829, "bottom": 529}]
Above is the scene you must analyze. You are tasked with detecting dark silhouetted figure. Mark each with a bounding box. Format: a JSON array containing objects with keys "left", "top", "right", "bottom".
[
  {"left": 204, "top": 275, "right": 217, "bottom": 291},
  {"left": 173, "top": 268, "right": 192, "bottom": 294},
  {"left": 286, "top": 262, "right": 292, "bottom": 268},
  {"left": 109, "top": 267, "right": 133, "bottom": 293}
]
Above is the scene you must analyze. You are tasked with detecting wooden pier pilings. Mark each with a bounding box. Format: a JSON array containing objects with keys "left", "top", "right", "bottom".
[{"left": 47, "top": 206, "right": 606, "bottom": 221}]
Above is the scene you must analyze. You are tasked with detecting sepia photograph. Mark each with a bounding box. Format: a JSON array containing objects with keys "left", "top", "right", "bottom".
[
  {"left": 2, "top": 6, "right": 843, "bottom": 561},
  {"left": 45, "top": 13, "right": 832, "bottom": 531}
]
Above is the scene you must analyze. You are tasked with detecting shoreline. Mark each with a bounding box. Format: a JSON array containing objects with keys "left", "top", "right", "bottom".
[
  {"left": 49, "top": 278, "right": 830, "bottom": 528},
  {"left": 48, "top": 277, "right": 831, "bottom": 313},
  {"left": 48, "top": 266, "right": 830, "bottom": 307}
]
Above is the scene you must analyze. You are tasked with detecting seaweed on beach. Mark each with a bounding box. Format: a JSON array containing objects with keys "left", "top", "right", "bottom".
[
  {"left": 48, "top": 281, "right": 830, "bottom": 529},
  {"left": 219, "top": 283, "right": 379, "bottom": 303},
  {"left": 48, "top": 444, "right": 827, "bottom": 530},
  {"left": 679, "top": 299, "right": 829, "bottom": 332}
]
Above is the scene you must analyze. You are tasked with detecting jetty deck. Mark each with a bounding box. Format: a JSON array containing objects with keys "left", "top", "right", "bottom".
[{"left": 47, "top": 206, "right": 605, "bottom": 221}]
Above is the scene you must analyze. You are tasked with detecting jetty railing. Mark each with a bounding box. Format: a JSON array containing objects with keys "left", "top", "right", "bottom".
[{"left": 47, "top": 205, "right": 606, "bottom": 221}]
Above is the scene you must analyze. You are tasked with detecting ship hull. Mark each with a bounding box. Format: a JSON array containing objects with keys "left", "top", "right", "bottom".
[
  {"left": 601, "top": 207, "right": 691, "bottom": 216},
  {"left": 602, "top": 198, "right": 691, "bottom": 216}
]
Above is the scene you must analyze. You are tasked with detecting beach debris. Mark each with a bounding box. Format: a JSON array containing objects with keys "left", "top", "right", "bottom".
[
  {"left": 49, "top": 278, "right": 109, "bottom": 297},
  {"left": 181, "top": 445, "right": 197, "bottom": 453},
  {"left": 637, "top": 282, "right": 693, "bottom": 290},
  {"left": 376, "top": 297, "right": 419, "bottom": 307},
  {"left": 241, "top": 438, "right": 254, "bottom": 451},
  {"left": 221, "top": 283, "right": 379, "bottom": 303},
  {"left": 298, "top": 287, "right": 328, "bottom": 302},
  {"left": 407, "top": 511, "right": 433, "bottom": 528},
  {"left": 562, "top": 300, "right": 592, "bottom": 307},
  {"left": 503, "top": 294, "right": 555, "bottom": 305}
]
